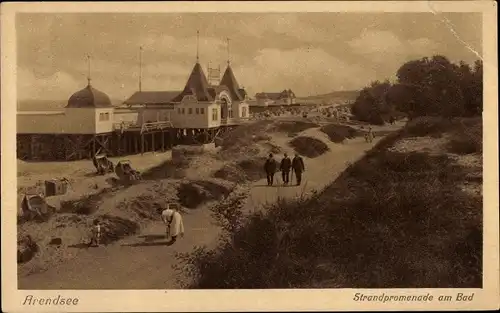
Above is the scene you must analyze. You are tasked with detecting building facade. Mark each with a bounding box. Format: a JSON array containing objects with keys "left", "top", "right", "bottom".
[
  {"left": 16, "top": 61, "right": 250, "bottom": 161},
  {"left": 254, "top": 89, "right": 297, "bottom": 106}
]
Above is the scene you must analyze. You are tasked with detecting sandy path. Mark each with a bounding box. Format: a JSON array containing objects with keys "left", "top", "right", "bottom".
[{"left": 18, "top": 125, "right": 402, "bottom": 289}]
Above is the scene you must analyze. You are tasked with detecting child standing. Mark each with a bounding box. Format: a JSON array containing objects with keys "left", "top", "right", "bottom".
[{"left": 89, "top": 219, "right": 101, "bottom": 247}]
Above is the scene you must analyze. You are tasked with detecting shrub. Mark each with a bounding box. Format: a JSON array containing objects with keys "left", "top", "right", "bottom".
[
  {"left": 97, "top": 215, "right": 140, "bottom": 245},
  {"left": 320, "top": 124, "right": 362, "bottom": 143},
  {"left": 177, "top": 181, "right": 233, "bottom": 209},
  {"left": 142, "top": 158, "right": 190, "bottom": 180},
  {"left": 289, "top": 137, "right": 329, "bottom": 158},
  {"left": 213, "top": 157, "right": 267, "bottom": 183},
  {"left": 271, "top": 121, "right": 320, "bottom": 135}
]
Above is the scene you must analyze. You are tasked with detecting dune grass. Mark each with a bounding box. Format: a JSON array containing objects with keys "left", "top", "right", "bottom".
[{"left": 176, "top": 117, "right": 482, "bottom": 289}]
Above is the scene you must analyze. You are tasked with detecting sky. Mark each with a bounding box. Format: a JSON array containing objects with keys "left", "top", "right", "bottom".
[{"left": 16, "top": 12, "right": 482, "bottom": 101}]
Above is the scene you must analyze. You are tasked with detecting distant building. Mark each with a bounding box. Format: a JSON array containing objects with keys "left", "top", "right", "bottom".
[{"left": 254, "top": 89, "right": 296, "bottom": 106}]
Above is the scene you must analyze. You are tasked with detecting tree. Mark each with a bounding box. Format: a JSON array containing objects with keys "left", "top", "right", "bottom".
[
  {"left": 351, "top": 80, "right": 392, "bottom": 125},
  {"left": 392, "top": 55, "right": 480, "bottom": 118}
]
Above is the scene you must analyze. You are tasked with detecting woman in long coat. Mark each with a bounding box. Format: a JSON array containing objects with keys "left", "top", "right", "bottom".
[{"left": 159, "top": 204, "right": 185, "bottom": 243}]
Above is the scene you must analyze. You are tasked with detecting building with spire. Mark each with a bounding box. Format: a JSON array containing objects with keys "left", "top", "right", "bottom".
[
  {"left": 17, "top": 34, "right": 251, "bottom": 161},
  {"left": 124, "top": 33, "right": 249, "bottom": 130}
]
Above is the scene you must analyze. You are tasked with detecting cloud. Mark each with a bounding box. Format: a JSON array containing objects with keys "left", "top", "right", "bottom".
[
  {"left": 348, "top": 30, "right": 439, "bottom": 61},
  {"left": 347, "top": 30, "right": 440, "bottom": 78},
  {"left": 241, "top": 15, "right": 331, "bottom": 43},
  {"left": 236, "top": 47, "right": 376, "bottom": 97},
  {"left": 17, "top": 68, "right": 81, "bottom": 100}
]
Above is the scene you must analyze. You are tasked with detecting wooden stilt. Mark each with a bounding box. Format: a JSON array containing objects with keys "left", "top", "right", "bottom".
[
  {"left": 141, "top": 133, "right": 144, "bottom": 155},
  {"left": 92, "top": 136, "right": 96, "bottom": 159},
  {"left": 152, "top": 132, "right": 155, "bottom": 153},
  {"left": 134, "top": 134, "right": 138, "bottom": 154},
  {"left": 162, "top": 130, "right": 165, "bottom": 152}
]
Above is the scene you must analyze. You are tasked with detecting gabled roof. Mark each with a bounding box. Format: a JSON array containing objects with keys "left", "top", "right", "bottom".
[
  {"left": 171, "top": 62, "right": 213, "bottom": 102},
  {"left": 220, "top": 64, "right": 244, "bottom": 101},
  {"left": 66, "top": 83, "right": 113, "bottom": 108},
  {"left": 124, "top": 91, "right": 181, "bottom": 105}
]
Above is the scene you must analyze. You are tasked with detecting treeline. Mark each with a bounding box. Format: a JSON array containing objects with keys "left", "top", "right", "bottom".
[{"left": 351, "top": 55, "right": 483, "bottom": 124}]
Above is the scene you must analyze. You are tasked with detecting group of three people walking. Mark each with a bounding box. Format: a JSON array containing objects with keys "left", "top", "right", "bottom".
[{"left": 264, "top": 153, "right": 305, "bottom": 186}]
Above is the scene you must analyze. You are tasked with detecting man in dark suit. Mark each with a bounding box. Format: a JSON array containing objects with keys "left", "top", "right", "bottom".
[
  {"left": 292, "top": 153, "right": 305, "bottom": 186},
  {"left": 280, "top": 153, "right": 292, "bottom": 185},
  {"left": 264, "top": 153, "right": 278, "bottom": 186}
]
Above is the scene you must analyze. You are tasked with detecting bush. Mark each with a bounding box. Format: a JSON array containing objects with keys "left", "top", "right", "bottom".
[
  {"left": 271, "top": 121, "right": 320, "bottom": 135},
  {"left": 320, "top": 124, "right": 363, "bottom": 143},
  {"left": 289, "top": 137, "right": 330, "bottom": 158},
  {"left": 213, "top": 157, "right": 267, "bottom": 183},
  {"left": 60, "top": 190, "right": 109, "bottom": 215},
  {"left": 98, "top": 215, "right": 140, "bottom": 245},
  {"left": 17, "top": 235, "right": 39, "bottom": 264},
  {"left": 142, "top": 158, "right": 190, "bottom": 180},
  {"left": 177, "top": 180, "right": 233, "bottom": 209}
]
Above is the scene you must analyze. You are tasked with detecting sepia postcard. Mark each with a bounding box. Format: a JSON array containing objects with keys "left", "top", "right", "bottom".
[{"left": 1, "top": 1, "right": 499, "bottom": 312}]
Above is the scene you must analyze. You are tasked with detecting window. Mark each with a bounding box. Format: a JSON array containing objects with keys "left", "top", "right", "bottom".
[
  {"left": 188, "top": 108, "right": 193, "bottom": 114},
  {"left": 195, "top": 108, "right": 200, "bottom": 114},
  {"left": 242, "top": 107, "right": 247, "bottom": 118},
  {"left": 178, "top": 108, "right": 181, "bottom": 114},
  {"left": 182, "top": 108, "right": 185, "bottom": 114},
  {"left": 99, "top": 112, "right": 110, "bottom": 121},
  {"left": 200, "top": 108, "right": 205, "bottom": 114},
  {"left": 212, "top": 108, "right": 218, "bottom": 121}
]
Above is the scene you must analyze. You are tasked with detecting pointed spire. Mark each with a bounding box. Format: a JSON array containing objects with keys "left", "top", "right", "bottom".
[
  {"left": 171, "top": 62, "right": 213, "bottom": 102},
  {"left": 220, "top": 63, "right": 244, "bottom": 101},
  {"left": 196, "top": 30, "right": 200, "bottom": 63},
  {"left": 86, "top": 54, "right": 92, "bottom": 86}
]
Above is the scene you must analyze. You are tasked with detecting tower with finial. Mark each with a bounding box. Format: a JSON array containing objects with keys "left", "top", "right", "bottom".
[
  {"left": 139, "top": 46, "right": 143, "bottom": 92},
  {"left": 87, "top": 54, "right": 92, "bottom": 86},
  {"left": 65, "top": 53, "right": 114, "bottom": 134},
  {"left": 196, "top": 30, "right": 200, "bottom": 63}
]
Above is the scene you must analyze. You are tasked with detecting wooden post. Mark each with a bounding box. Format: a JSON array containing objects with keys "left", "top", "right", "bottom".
[
  {"left": 161, "top": 130, "right": 165, "bottom": 152},
  {"left": 134, "top": 134, "right": 139, "bottom": 154},
  {"left": 92, "top": 136, "right": 96, "bottom": 159},
  {"left": 141, "top": 133, "right": 145, "bottom": 155},
  {"left": 152, "top": 132, "right": 155, "bottom": 153}
]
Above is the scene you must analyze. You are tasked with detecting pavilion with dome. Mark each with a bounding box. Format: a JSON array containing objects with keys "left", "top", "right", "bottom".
[
  {"left": 16, "top": 78, "right": 121, "bottom": 160},
  {"left": 16, "top": 46, "right": 251, "bottom": 161}
]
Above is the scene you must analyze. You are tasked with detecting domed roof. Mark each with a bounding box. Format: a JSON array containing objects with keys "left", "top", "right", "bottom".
[{"left": 66, "top": 81, "right": 113, "bottom": 108}]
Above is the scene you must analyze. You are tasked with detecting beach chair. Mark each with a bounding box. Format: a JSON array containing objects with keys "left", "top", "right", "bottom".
[
  {"left": 115, "top": 160, "right": 142, "bottom": 182},
  {"left": 92, "top": 154, "right": 115, "bottom": 175},
  {"left": 20, "top": 194, "right": 55, "bottom": 222}
]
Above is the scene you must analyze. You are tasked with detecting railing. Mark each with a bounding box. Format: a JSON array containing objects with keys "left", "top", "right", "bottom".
[
  {"left": 113, "top": 120, "right": 173, "bottom": 134},
  {"left": 220, "top": 117, "right": 251, "bottom": 126},
  {"left": 140, "top": 121, "right": 173, "bottom": 133}
]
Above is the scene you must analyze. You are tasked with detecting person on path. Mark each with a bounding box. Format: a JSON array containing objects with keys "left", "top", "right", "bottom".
[
  {"left": 280, "top": 153, "right": 292, "bottom": 185},
  {"left": 292, "top": 153, "right": 305, "bottom": 186},
  {"left": 159, "top": 204, "right": 185, "bottom": 244},
  {"left": 89, "top": 219, "right": 101, "bottom": 247},
  {"left": 365, "top": 127, "right": 374, "bottom": 143},
  {"left": 264, "top": 153, "right": 278, "bottom": 186}
]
